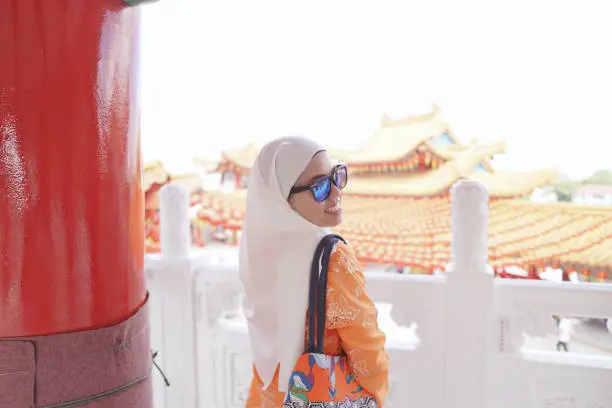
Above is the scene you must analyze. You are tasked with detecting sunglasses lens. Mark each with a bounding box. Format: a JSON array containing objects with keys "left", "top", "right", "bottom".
[
  {"left": 334, "top": 166, "right": 348, "bottom": 190},
  {"left": 311, "top": 178, "right": 331, "bottom": 202}
]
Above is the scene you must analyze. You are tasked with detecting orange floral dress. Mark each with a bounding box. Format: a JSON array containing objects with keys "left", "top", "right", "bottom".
[{"left": 246, "top": 241, "right": 389, "bottom": 407}]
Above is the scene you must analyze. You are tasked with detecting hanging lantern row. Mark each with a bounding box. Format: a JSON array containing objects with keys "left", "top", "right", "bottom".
[
  {"left": 492, "top": 261, "right": 610, "bottom": 283},
  {"left": 143, "top": 207, "right": 612, "bottom": 282},
  {"left": 144, "top": 211, "right": 213, "bottom": 252},
  {"left": 145, "top": 238, "right": 160, "bottom": 254},
  {"left": 349, "top": 152, "right": 445, "bottom": 175},
  {"left": 145, "top": 191, "right": 612, "bottom": 284},
  {"left": 145, "top": 210, "right": 160, "bottom": 253},
  {"left": 560, "top": 264, "right": 610, "bottom": 283}
]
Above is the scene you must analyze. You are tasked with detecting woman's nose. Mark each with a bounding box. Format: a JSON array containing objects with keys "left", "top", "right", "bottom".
[{"left": 328, "top": 185, "right": 342, "bottom": 201}]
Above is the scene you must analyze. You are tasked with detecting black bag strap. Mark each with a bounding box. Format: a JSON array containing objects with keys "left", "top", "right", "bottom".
[{"left": 306, "top": 234, "right": 346, "bottom": 354}]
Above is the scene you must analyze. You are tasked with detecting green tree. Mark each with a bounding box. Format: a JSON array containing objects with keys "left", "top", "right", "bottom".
[
  {"left": 553, "top": 180, "right": 582, "bottom": 202},
  {"left": 583, "top": 170, "right": 612, "bottom": 185}
]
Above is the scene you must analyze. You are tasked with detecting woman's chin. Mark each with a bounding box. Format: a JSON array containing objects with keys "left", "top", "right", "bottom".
[{"left": 321, "top": 211, "right": 343, "bottom": 228}]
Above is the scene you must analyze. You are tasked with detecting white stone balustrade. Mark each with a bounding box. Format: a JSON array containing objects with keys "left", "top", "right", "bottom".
[{"left": 145, "top": 181, "right": 612, "bottom": 408}]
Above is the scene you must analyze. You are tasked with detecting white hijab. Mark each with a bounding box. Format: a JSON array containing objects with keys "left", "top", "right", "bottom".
[{"left": 239, "top": 136, "right": 329, "bottom": 393}]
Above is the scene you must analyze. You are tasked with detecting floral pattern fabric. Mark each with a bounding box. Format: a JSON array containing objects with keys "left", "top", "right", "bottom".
[
  {"left": 246, "top": 242, "right": 389, "bottom": 407},
  {"left": 282, "top": 352, "right": 377, "bottom": 407}
]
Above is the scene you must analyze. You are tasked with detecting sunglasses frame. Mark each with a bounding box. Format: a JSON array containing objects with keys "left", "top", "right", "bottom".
[{"left": 289, "top": 163, "right": 348, "bottom": 202}]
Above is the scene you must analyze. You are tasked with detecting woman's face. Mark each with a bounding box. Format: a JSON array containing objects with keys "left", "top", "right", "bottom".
[{"left": 288, "top": 151, "right": 343, "bottom": 228}]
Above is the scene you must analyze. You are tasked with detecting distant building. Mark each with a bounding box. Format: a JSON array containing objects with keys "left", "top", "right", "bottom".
[
  {"left": 530, "top": 185, "right": 558, "bottom": 203},
  {"left": 573, "top": 184, "right": 612, "bottom": 205}
]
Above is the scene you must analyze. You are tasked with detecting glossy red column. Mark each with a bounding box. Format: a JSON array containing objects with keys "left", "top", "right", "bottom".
[{"left": 0, "top": 0, "right": 146, "bottom": 337}]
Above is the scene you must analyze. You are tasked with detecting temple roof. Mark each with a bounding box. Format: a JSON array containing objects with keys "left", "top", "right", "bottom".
[
  {"left": 144, "top": 160, "right": 170, "bottom": 191},
  {"left": 164, "top": 105, "right": 558, "bottom": 197},
  {"left": 429, "top": 140, "right": 504, "bottom": 161},
  {"left": 345, "top": 168, "right": 557, "bottom": 198},
  {"left": 217, "top": 105, "right": 493, "bottom": 169},
  {"left": 218, "top": 143, "right": 261, "bottom": 170},
  {"left": 468, "top": 168, "right": 559, "bottom": 198},
  {"left": 342, "top": 140, "right": 545, "bottom": 197},
  {"left": 328, "top": 106, "right": 450, "bottom": 163},
  {"left": 143, "top": 160, "right": 203, "bottom": 193}
]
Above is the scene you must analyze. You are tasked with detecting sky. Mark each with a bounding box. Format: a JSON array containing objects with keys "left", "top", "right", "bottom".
[{"left": 139, "top": 0, "right": 612, "bottom": 179}]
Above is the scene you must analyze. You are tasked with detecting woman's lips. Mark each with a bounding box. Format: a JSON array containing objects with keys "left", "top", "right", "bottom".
[{"left": 325, "top": 202, "right": 342, "bottom": 214}]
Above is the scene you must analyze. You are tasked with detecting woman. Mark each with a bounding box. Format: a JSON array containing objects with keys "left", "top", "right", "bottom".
[{"left": 239, "top": 136, "right": 389, "bottom": 407}]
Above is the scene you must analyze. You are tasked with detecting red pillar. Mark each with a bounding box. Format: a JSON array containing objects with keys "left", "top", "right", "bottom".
[
  {"left": 0, "top": 0, "right": 146, "bottom": 337},
  {"left": 234, "top": 170, "right": 242, "bottom": 188}
]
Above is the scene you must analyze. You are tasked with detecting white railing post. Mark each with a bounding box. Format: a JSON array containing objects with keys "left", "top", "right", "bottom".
[
  {"left": 445, "top": 180, "right": 495, "bottom": 408},
  {"left": 160, "top": 183, "right": 192, "bottom": 259},
  {"left": 148, "top": 183, "right": 198, "bottom": 408}
]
